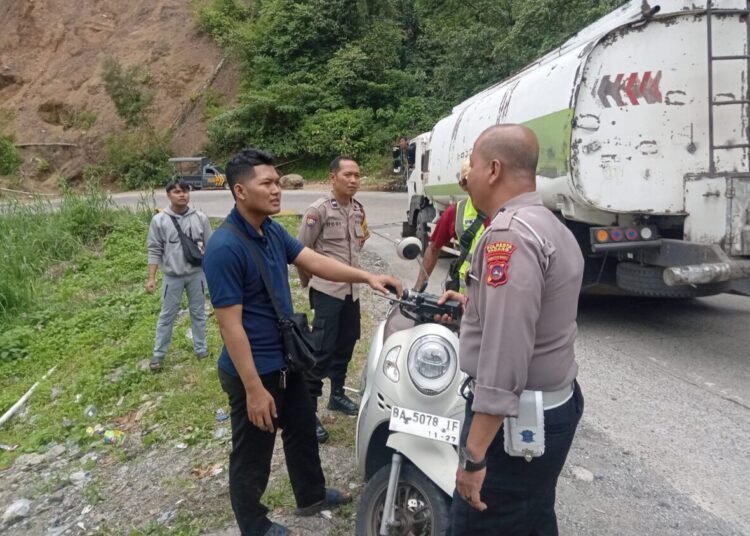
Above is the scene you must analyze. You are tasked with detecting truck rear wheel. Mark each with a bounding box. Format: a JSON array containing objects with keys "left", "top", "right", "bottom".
[{"left": 616, "top": 262, "right": 728, "bottom": 298}]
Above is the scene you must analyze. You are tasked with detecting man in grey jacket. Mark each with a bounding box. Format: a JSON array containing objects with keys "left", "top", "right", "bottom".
[{"left": 146, "top": 179, "right": 213, "bottom": 371}]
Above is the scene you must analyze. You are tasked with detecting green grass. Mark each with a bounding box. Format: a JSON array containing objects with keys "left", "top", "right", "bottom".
[
  {"left": 0, "top": 203, "right": 370, "bottom": 536},
  {"left": 0, "top": 185, "right": 116, "bottom": 323},
  {"left": 0, "top": 193, "right": 226, "bottom": 467},
  {"left": 0, "top": 210, "right": 345, "bottom": 468},
  {"left": 261, "top": 474, "right": 296, "bottom": 510}
]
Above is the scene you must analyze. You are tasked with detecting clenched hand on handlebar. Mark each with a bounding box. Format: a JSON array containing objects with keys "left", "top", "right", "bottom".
[{"left": 434, "top": 290, "right": 467, "bottom": 323}]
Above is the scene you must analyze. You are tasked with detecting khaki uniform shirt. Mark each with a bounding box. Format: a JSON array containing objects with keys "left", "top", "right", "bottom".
[
  {"left": 460, "top": 192, "right": 584, "bottom": 417},
  {"left": 297, "top": 193, "right": 370, "bottom": 301}
]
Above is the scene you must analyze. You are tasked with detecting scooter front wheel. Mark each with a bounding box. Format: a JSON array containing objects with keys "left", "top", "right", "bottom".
[{"left": 356, "top": 463, "right": 450, "bottom": 536}]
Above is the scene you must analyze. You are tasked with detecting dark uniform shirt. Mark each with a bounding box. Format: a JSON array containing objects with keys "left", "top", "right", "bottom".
[
  {"left": 203, "top": 208, "right": 304, "bottom": 377},
  {"left": 460, "top": 192, "right": 584, "bottom": 417}
]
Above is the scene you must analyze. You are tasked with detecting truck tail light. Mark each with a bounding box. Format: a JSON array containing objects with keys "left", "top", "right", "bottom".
[{"left": 590, "top": 225, "right": 659, "bottom": 251}]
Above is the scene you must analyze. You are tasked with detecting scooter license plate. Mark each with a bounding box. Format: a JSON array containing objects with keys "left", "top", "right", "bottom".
[{"left": 389, "top": 406, "right": 460, "bottom": 446}]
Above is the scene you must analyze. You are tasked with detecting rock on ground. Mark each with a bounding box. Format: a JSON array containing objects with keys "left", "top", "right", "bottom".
[{"left": 280, "top": 174, "right": 305, "bottom": 190}]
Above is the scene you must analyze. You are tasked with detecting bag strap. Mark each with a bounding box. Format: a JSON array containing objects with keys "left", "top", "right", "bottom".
[
  {"left": 448, "top": 210, "right": 487, "bottom": 283},
  {"left": 168, "top": 214, "right": 185, "bottom": 238},
  {"left": 221, "top": 222, "right": 287, "bottom": 323}
]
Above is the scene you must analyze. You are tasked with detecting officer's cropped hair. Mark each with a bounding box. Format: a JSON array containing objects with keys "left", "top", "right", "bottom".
[
  {"left": 330, "top": 156, "right": 358, "bottom": 174},
  {"left": 477, "top": 125, "right": 539, "bottom": 176},
  {"left": 165, "top": 178, "right": 191, "bottom": 193},
  {"left": 225, "top": 148, "right": 275, "bottom": 197}
]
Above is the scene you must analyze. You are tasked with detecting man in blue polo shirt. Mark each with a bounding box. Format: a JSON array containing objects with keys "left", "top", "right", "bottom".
[{"left": 203, "top": 148, "right": 402, "bottom": 536}]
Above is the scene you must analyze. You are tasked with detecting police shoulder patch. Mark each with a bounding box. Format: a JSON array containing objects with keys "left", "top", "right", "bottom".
[
  {"left": 485, "top": 241, "right": 516, "bottom": 287},
  {"left": 305, "top": 215, "right": 318, "bottom": 227}
]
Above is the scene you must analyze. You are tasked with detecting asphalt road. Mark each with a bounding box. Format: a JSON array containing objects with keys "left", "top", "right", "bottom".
[{"left": 117, "top": 189, "right": 750, "bottom": 535}]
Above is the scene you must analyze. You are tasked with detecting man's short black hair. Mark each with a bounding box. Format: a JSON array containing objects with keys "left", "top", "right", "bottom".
[
  {"left": 399, "top": 135, "right": 408, "bottom": 142},
  {"left": 165, "top": 178, "right": 191, "bottom": 193},
  {"left": 225, "top": 148, "right": 275, "bottom": 194},
  {"left": 330, "top": 155, "right": 358, "bottom": 173}
]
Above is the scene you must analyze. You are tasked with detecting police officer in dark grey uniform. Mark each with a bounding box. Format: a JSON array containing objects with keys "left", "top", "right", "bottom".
[{"left": 440, "top": 124, "right": 585, "bottom": 535}]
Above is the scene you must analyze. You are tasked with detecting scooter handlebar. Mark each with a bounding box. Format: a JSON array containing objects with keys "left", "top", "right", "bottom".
[{"left": 400, "top": 289, "right": 462, "bottom": 325}]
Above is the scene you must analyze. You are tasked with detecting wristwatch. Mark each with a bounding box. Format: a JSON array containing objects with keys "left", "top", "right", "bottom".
[{"left": 458, "top": 446, "right": 487, "bottom": 472}]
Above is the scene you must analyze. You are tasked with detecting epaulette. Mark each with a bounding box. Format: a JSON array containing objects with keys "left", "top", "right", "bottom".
[{"left": 493, "top": 208, "right": 515, "bottom": 230}]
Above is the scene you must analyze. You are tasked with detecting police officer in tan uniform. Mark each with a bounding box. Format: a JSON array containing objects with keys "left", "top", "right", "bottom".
[
  {"left": 297, "top": 156, "right": 370, "bottom": 443},
  {"left": 440, "top": 125, "right": 585, "bottom": 535}
]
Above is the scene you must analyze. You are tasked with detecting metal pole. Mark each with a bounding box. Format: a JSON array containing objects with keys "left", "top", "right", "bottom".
[
  {"left": 663, "top": 260, "right": 750, "bottom": 286},
  {"left": 379, "top": 452, "right": 403, "bottom": 536},
  {"left": 707, "top": 1, "right": 716, "bottom": 174}
]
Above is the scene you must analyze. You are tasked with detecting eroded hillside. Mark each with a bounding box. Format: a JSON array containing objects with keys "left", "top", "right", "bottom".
[{"left": 0, "top": 0, "right": 237, "bottom": 192}]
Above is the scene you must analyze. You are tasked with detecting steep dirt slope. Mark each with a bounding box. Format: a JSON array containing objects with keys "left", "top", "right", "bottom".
[{"left": 0, "top": 0, "right": 236, "bottom": 192}]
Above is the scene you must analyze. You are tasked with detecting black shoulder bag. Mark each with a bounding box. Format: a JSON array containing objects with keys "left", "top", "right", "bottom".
[
  {"left": 168, "top": 215, "right": 204, "bottom": 267},
  {"left": 221, "top": 222, "right": 317, "bottom": 374}
]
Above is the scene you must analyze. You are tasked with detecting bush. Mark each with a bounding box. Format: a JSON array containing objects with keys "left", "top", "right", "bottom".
[
  {"left": 0, "top": 326, "right": 33, "bottom": 363},
  {"left": 104, "top": 133, "right": 172, "bottom": 190},
  {"left": 0, "top": 135, "right": 22, "bottom": 176},
  {"left": 101, "top": 57, "right": 154, "bottom": 128}
]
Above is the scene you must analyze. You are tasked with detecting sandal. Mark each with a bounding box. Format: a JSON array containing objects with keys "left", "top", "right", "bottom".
[
  {"left": 149, "top": 356, "right": 164, "bottom": 371},
  {"left": 294, "top": 488, "right": 352, "bottom": 517}
]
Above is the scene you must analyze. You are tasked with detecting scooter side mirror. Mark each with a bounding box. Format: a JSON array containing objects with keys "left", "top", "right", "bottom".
[{"left": 397, "top": 237, "right": 422, "bottom": 261}]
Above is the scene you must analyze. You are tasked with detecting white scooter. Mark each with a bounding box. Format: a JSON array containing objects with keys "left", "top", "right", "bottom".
[{"left": 355, "top": 238, "right": 465, "bottom": 536}]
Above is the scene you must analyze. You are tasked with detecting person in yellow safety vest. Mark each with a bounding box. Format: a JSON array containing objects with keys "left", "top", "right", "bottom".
[{"left": 414, "top": 160, "right": 490, "bottom": 292}]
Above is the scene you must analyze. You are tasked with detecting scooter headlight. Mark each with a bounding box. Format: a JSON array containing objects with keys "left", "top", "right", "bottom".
[{"left": 407, "top": 335, "right": 457, "bottom": 395}]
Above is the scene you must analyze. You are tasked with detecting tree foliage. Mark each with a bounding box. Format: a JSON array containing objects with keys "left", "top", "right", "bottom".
[{"left": 200, "top": 0, "right": 624, "bottom": 164}]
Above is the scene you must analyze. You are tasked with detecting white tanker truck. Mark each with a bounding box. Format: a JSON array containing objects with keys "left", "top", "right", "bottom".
[{"left": 402, "top": 0, "right": 750, "bottom": 298}]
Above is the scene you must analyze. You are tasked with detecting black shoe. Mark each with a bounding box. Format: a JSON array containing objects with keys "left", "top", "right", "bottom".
[
  {"left": 328, "top": 393, "right": 359, "bottom": 416},
  {"left": 316, "top": 417, "right": 329, "bottom": 444}
]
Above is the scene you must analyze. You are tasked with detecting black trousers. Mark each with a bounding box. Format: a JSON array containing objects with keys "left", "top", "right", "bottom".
[
  {"left": 218, "top": 368, "right": 326, "bottom": 535},
  {"left": 450, "top": 382, "right": 584, "bottom": 536},
  {"left": 307, "top": 288, "right": 361, "bottom": 400}
]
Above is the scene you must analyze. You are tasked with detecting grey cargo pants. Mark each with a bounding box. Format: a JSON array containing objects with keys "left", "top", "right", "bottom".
[{"left": 153, "top": 272, "right": 208, "bottom": 359}]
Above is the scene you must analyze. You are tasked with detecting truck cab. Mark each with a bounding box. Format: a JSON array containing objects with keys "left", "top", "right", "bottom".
[{"left": 399, "top": 133, "right": 438, "bottom": 248}]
